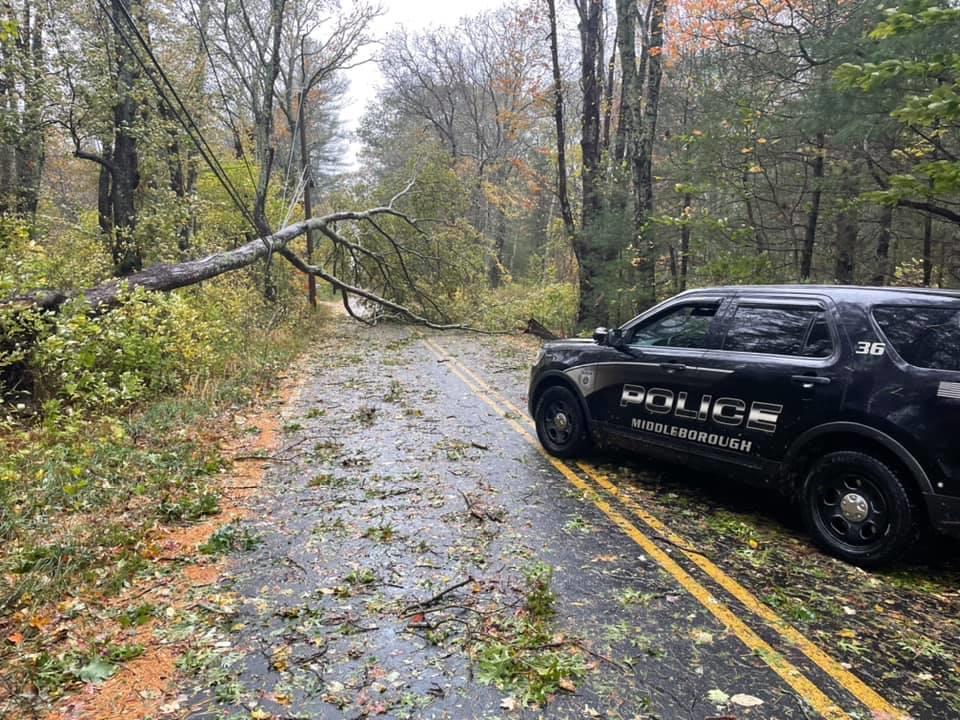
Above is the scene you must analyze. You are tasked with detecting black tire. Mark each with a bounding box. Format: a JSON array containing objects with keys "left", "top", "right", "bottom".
[
  {"left": 800, "top": 450, "right": 919, "bottom": 568},
  {"left": 534, "top": 386, "right": 590, "bottom": 458}
]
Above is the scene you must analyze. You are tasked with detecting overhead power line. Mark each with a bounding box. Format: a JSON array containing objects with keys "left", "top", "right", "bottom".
[{"left": 94, "top": 0, "right": 263, "bottom": 237}]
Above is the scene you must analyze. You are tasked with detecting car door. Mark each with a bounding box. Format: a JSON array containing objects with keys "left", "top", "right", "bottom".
[
  {"left": 692, "top": 294, "right": 847, "bottom": 472},
  {"left": 588, "top": 296, "right": 730, "bottom": 448}
]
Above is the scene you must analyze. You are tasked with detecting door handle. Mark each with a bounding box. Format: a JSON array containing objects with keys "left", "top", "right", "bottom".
[
  {"left": 660, "top": 362, "right": 687, "bottom": 372},
  {"left": 791, "top": 374, "right": 831, "bottom": 387}
]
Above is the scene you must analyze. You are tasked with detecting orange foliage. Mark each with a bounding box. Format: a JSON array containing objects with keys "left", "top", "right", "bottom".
[{"left": 665, "top": 0, "right": 817, "bottom": 59}]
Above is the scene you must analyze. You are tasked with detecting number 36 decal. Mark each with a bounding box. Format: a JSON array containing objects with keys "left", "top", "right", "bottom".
[{"left": 855, "top": 341, "right": 886, "bottom": 356}]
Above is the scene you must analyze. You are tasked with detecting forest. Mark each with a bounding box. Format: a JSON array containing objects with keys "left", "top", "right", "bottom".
[{"left": 0, "top": 0, "right": 958, "bottom": 710}]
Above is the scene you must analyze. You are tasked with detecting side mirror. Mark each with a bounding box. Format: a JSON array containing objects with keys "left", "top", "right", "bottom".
[{"left": 593, "top": 327, "right": 609, "bottom": 345}]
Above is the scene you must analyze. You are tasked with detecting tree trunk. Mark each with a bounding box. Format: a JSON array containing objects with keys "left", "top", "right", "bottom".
[
  {"left": 620, "top": 0, "right": 667, "bottom": 310},
  {"left": 110, "top": 0, "right": 143, "bottom": 276},
  {"left": 800, "top": 132, "right": 825, "bottom": 281},
  {"left": 97, "top": 151, "right": 113, "bottom": 239},
  {"left": 923, "top": 212, "right": 933, "bottom": 287},
  {"left": 0, "top": 1, "right": 45, "bottom": 219},
  {"left": 680, "top": 193, "right": 691, "bottom": 291},
  {"left": 545, "top": 0, "right": 575, "bottom": 242},
  {"left": 14, "top": 5, "right": 44, "bottom": 218},
  {"left": 872, "top": 205, "right": 893, "bottom": 286},
  {"left": 487, "top": 211, "right": 507, "bottom": 288},
  {"left": 5, "top": 206, "right": 486, "bottom": 334},
  {"left": 612, "top": 0, "right": 635, "bottom": 166},
  {"left": 601, "top": 42, "right": 616, "bottom": 153},
  {"left": 298, "top": 40, "right": 317, "bottom": 308},
  {"left": 577, "top": 0, "right": 603, "bottom": 229},
  {"left": 834, "top": 207, "right": 858, "bottom": 285}
]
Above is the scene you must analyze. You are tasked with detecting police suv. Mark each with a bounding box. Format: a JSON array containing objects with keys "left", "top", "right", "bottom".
[{"left": 528, "top": 285, "right": 960, "bottom": 567}]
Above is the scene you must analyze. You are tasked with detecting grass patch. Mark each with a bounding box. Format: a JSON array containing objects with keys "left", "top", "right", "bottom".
[
  {"left": 0, "top": 299, "right": 326, "bottom": 709},
  {"left": 199, "top": 520, "right": 262, "bottom": 555}
]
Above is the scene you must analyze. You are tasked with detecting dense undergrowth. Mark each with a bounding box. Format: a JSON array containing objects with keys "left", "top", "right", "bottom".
[{"left": 0, "top": 225, "right": 325, "bottom": 703}]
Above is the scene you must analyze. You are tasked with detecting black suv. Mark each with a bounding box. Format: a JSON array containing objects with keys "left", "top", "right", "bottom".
[{"left": 528, "top": 285, "right": 960, "bottom": 567}]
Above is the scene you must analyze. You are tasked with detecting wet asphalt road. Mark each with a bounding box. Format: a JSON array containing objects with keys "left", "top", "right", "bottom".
[{"left": 182, "top": 317, "right": 960, "bottom": 720}]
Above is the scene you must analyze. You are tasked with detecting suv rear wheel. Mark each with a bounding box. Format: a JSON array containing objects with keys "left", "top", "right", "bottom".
[
  {"left": 534, "top": 386, "right": 590, "bottom": 458},
  {"left": 800, "top": 451, "right": 917, "bottom": 568}
]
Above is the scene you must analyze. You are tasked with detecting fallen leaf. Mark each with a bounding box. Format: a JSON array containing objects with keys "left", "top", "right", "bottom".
[
  {"left": 730, "top": 693, "right": 764, "bottom": 707},
  {"left": 837, "top": 628, "right": 857, "bottom": 639},
  {"left": 558, "top": 677, "right": 577, "bottom": 692},
  {"left": 500, "top": 697, "right": 518, "bottom": 711},
  {"left": 6, "top": 632, "right": 23, "bottom": 645},
  {"left": 28, "top": 614, "right": 52, "bottom": 631},
  {"left": 692, "top": 630, "right": 714, "bottom": 645},
  {"left": 707, "top": 689, "right": 730, "bottom": 705}
]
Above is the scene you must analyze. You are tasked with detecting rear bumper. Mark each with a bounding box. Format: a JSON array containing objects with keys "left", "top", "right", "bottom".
[{"left": 924, "top": 492, "right": 960, "bottom": 539}]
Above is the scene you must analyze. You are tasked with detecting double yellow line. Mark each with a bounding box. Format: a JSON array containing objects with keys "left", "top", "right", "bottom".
[{"left": 421, "top": 337, "right": 904, "bottom": 720}]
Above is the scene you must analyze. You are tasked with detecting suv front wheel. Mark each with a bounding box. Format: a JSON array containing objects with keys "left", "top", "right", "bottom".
[
  {"left": 800, "top": 451, "right": 918, "bottom": 568},
  {"left": 534, "top": 386, "right": 591, "bottom": 458}
]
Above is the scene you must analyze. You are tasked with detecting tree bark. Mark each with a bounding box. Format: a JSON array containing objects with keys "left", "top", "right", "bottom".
[
  {"left": 0, "top": 1, "right": 45, "bottom": 219},
  {"left": 800, "top": 132, "right": 825, "bottom": 281},
  {"left": 620, "top": 0, "right": 667, "bottom": 310},
  {"left": 297, "top": 39, "right": 317, "bottom": 308},
  {"left": 922, "top": 211, "right": 933, "bottom": 287},
  {"left": 108, "top": 0, "right": 143, "bottom": 276},
  {"left": 680, "top": 193, "right": 691, "bottom": 291},
  {"left": 834, "top": 207, "right": 858, "bottom": 285},
  {"left": 601, "top": 41, "right": 616, "bottom": 153},
  {"left": 872, "top": 205, "right": 893, "bottom": 286},
  {"left": 545, "top": 0, "right": 575, "bottom": 243},
  {"left": 576, "top": 0, "right": 603, "bottom": 229}
]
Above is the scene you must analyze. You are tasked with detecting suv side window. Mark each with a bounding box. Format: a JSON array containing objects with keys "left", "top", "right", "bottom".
[
  {"left": 723, "top": 305, "right": 833, "bottom": 357},
  {"left": 628, "top": 303, "right": 718, "bottom": 349},
  {"left": 873, "top": 305, "right": 960, "bottom": 371}
]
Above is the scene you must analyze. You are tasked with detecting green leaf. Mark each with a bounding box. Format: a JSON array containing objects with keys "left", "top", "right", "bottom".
[
  {"left": 76, "top": 656, "right": 118, "bottom": 684},
  {"left": 707, "top": 688, "right": 730, "bottom": 705}
]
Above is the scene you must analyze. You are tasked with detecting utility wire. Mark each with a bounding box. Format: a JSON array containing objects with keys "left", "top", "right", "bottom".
[{"left": 95, "top": 0, "right": 262, "bottom": 237}]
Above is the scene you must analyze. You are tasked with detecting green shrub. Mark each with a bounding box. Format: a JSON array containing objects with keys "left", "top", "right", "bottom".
[{"left": 31, "top": 286, "right": 218, "bottom": 410}]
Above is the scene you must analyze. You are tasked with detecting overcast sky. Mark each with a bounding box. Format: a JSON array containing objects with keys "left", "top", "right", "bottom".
[{"left": 340, "top": 0, "right": 509, "bottom": 168}]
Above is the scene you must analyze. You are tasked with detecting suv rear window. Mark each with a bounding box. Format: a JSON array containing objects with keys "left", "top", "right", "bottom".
[
  {"left": 723, "top": 306, "right": 833, "bottom": 357},
  {"left": 873, "top": 305, "right": 960, "bottom": 371}
]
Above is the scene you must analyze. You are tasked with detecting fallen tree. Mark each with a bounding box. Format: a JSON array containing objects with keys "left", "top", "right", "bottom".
[{"left": 3, "top": 188, "right": 492, "bottom": 332}]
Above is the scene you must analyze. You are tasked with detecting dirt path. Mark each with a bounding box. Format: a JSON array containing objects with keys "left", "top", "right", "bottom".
[{"left": 167, "top": 317, "right": 960, "bottom": 720}]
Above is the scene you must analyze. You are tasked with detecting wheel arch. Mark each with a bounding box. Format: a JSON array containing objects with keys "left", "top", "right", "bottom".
[
  {"left": 529, "top": 371, "right": 591, "bottom": 423},
  {"left": 784, "top": 421, "right": 933, "bottom": 498}
]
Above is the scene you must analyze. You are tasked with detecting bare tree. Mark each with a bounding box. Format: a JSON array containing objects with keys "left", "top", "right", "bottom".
[{"left": 379, "top": 9, "right": 548, "bottom": 286}]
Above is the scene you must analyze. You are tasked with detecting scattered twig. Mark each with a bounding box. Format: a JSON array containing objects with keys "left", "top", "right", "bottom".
[
  {"left": 232, "top": 454, "right": 295, "bottom": 463},
  {"left": 401, "top": 603, "right": 486, "bottom": 619},
  {"left": 572, "top": 640, "right": 628, "bottom": 672},
  {"left": 458, "top": 489, "right": 486, "bottom": 522},
  {"left": 401, "top": 576, "right": 474, "bottom": 615},
  {"left": 284, "top": 555, "right": 309, "bottom": 577},
  {"left": 124, "top": 579, "right": 169, "bottom": 602}
]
